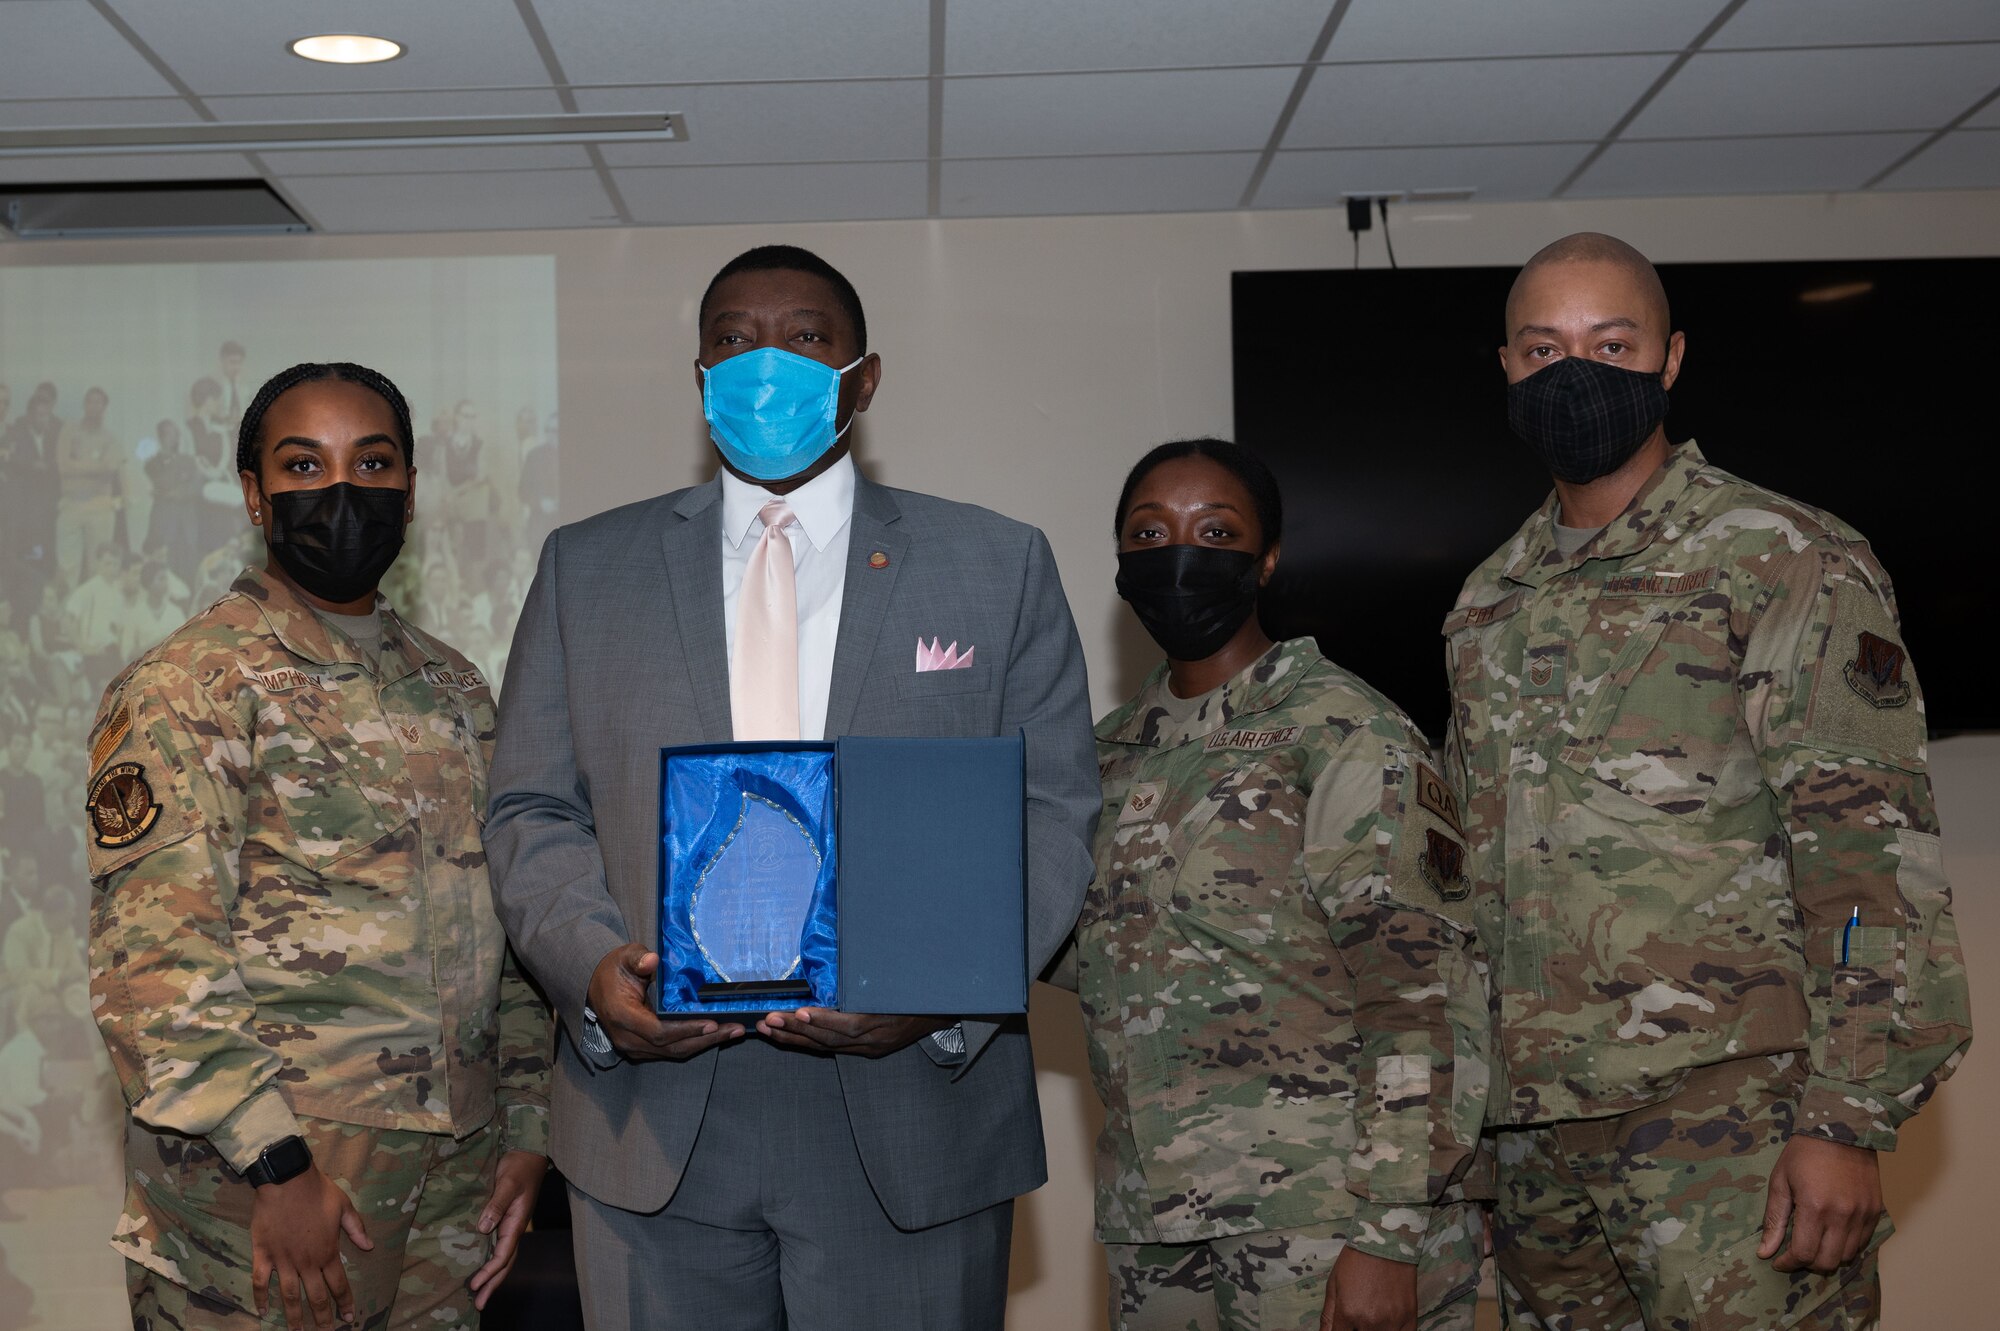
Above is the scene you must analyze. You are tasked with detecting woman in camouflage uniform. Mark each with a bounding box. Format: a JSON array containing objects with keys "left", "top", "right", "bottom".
[
  {"left": 1059, "top": 439, "right": 1489, "bottom": 1331},
  {"left": 85, "top": 364, "right": 551, "bottom": 1331}
]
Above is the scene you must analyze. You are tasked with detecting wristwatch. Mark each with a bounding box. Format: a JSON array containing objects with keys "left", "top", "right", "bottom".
[
  {"left": 242, "top": 1135, "right": 314, "bottom": 1188},
  {"left": 581, "top": 1002, "right": 615, "bottom": 1058}
]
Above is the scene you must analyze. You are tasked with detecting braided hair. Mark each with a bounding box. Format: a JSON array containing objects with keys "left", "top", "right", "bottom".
[
  {"left": 235, "top": 362, "right": 416, "bottom": 475},
  {"left": 1113, "top": 438, "right": 1283, "bottom": 550}
]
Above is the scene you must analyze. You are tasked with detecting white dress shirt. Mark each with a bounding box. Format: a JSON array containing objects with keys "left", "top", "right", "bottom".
[{"left": 719, "top": 454, "right": 855, "bottom": 742}]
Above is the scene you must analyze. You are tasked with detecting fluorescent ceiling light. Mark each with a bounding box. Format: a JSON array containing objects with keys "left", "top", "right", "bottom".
[
  {"left": 291, "top": 34, "right": 404, "bottom": 65},
  {"left": 0, "top": 113, "right": 685, "bottom": 158}
]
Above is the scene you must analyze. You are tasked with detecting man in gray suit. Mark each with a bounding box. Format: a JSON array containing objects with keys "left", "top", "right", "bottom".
[{"left": 484, "top": 245, "right": 1098, "bottom": 1330}]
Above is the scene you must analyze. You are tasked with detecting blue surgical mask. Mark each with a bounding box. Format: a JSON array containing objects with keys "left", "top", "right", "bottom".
[{"left": 701, "top": 347, "right": 864, "bottom": 482}]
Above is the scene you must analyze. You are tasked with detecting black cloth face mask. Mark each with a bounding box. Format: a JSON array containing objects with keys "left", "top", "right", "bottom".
[
  {"left": 1506, "top": 356, "right": 1670, "bottom": 484},
  {"left": 264, "top": 482, "right": 407, "bottom": 604},
  {"left": 1116, "top": 544, "right": 1263, "bottom": 662}
]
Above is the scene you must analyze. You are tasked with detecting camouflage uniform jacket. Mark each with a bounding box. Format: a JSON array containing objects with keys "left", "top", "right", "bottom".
[
  {"left": 1074, "top": 638, "right": 1490, "bottom": 1261},
  {"left": 86, "top": 565, "right": 552, "bottom": 1176},
  {"left": 1443, "top": 441, "right": 1970, "bottom": 1147}
]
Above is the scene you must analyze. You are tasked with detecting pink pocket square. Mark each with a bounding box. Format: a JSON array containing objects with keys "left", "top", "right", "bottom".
[{"left": 915, "top": 638, "right": 975, "bottom": 672}]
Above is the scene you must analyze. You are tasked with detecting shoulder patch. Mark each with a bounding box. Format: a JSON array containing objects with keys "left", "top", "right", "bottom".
[
  {"left": 1413, "top": 762, "right": 1463, "bottom": 835},
  {"left": 88, "top": 763, "right": 161, "bottom": 848},
  {"left": 1204, "top": 723, "right": 1301, "bottom": 752},
  {"left": 90, "top": 705, "right": 132, "bottom": 775},
  {"left": 1418, "top": 827, "right": 1471, "bottom": 902},
  {"left": 1844, "top": 631, "right": 1911, "bottom": 710}
]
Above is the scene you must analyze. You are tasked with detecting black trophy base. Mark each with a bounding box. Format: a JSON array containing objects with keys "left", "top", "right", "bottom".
[{"left": 696, "top": 979, "right": 814, "bottom": 1004}]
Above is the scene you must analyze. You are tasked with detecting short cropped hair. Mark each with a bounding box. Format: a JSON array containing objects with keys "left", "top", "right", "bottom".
[{"left": 699, "top": 244, "right": 868, "bottom": 351}]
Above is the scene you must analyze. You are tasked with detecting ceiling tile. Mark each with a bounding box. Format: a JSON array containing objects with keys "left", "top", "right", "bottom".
[
  {"left": 277, "top": 168, "right": 616, "bottom": 233},
  {"left": 0, "top": 97, "right": 201, "bottom": 126},
  {"left": 943, "top": 68, "right": 1297, "bottom": 157},
  {"left": 579, "top": 81, "right": 928, "bottom": 165},
  {"left": 535, "top": 0, "right": 929, "bottom": 84},
  {"left": 1627, "top": 45, "right": 2000, "bottom": 137},
  {"left": 944, "top": 0, "right": 1329, "bottom": 74},
  {"left": 110, "top": 0, "right": 553, "bottom": 97},
  {"left": 611, "top": 160, "right": 927, "bottom": 225},
  {"left": 940, "top": 152, "right": 1260, "bottom": 217},
  {"left": 1568, "top": 132, "right": 1926, "bottom": 196},
  {"left": 1328, "top": 0, "right": 1716, "bottom": 60},
  {"left": 0, "top": 1, "right": 182, "bottom": 98},
  {"left": 0, "top": 152, "right": 257, "bottom": 183},
  {"left": 1257, "top": 143, "right": 1592, "bottom": 206},
  {"left": 207, "top": 89, "right": 568, "bottom": 121},
  {"left": 1285, "top": 55, "right": 1667, "bottom": 148},
  {"left": 1874, "top": 128, "right": 2000, "bottom": 189},
  {"left": 259, "top": 144, "right": 593, "bottom": 176},
  {"left": 1963, "top": 93, "right": 2000, "bottom": 128},
  {"left": 1712, "top": 0, "right": 2000, "bottom": 48}
]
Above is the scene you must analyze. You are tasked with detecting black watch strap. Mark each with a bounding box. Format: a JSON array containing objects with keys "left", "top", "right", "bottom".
[{"left": 242, "top": 1135, "right": 313, "bottom": 1188}]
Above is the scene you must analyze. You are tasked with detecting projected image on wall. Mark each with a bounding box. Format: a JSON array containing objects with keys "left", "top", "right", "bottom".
[{"left": 0, "top": 254, "right": 558, "bottom": 1328}]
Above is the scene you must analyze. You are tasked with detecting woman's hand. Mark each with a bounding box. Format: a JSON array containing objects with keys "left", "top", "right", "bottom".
[
  {"left": 251, "top": 1164, "right": 373, "bottom": 1330},
  {"left": 468, "top": 1150, "right": 549, "bottom": 1310}
]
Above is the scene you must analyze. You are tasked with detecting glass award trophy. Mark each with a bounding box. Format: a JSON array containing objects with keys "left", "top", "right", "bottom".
[
  {"left": 659, "top": 745, "right": 839, "bottom": 1013},
  {"left": 690, "top": 789, "right": 820, "bottom": 1003}
]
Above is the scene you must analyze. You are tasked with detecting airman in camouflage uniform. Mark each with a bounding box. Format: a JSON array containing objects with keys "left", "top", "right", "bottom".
[
  {"left": 1446, "top": 440, "right": 1971, "bottom": 1328},
  {"left": 1063, "top": 637, "right": 1490, "bottom": 1330},
  {"left": 86, "top": 564, "right": 553, "bottom": 1328}
]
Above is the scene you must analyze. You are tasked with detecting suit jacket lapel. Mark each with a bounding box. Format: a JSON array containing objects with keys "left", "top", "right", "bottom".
[
  {"left": 824, "top": 478, "right": 907, "bottom": 739},
  {"left": 660, "top": 479, "right": 732, "bottom": 740}
]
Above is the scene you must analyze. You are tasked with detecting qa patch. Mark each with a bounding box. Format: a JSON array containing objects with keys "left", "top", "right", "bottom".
[
  {"left": 1413, "top": 763, "right": 1463, "bottom": 834},
  {"left": 1844, "top": 631, "right": 1912, "bottom": 710},
  {"left": 88, "top": 762, "right": 161, "bottom": 849},
  {"left": 1418, "top": 828, "right": 1470, "bottom": 902}
]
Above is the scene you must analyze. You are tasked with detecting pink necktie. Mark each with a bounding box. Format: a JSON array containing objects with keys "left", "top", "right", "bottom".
[{"left": 732, "top": 499, "right": 800, "bottom": 740}]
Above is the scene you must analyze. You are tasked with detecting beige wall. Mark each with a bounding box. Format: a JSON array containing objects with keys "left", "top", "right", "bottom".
[{"left": 4, "top": 188, "right": 1996, "bottom": 1327}]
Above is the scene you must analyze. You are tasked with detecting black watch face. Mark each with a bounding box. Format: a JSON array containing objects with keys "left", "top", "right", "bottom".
[{"left": 253, "top": 1135, "right": 312, "bottom": 1185}]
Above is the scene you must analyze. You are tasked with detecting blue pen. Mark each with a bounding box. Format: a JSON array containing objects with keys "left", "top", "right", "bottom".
[{"left": 1841, "top": 906, "right": 1860, "bottom": 964}]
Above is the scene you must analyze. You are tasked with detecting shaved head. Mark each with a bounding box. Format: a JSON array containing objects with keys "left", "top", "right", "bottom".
[{"left": 1507, "top": 232, "right": 1669, "bottom": 335}]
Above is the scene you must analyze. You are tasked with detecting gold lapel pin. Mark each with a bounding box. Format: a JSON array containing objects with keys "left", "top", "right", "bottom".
[{"left": 868, "top": 551, "right": 890, "bottom": 570}]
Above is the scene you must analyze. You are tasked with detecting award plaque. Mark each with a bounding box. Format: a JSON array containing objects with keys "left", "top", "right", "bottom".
[
  {"left": 658, "top": 735, "right": 1029, "bottom": 1016},
  {"left": 658, "top": 745, "right": 839, "bottom": 1013}
]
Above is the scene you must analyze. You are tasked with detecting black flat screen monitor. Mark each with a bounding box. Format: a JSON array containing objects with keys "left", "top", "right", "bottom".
[{"left": 1233, "top": 258, "right": 1995, "bottom": 741}]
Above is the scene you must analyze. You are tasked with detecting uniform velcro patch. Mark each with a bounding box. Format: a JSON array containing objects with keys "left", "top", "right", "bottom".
[
  {"left": 1844, "top": 631, "right": 1911, "bottom": 710},
  {"left": 88, "top": 762, "right": 161, "bottom": 848},
  {"left": 1203, "top": 724, "right": 1300, "bottom": 752}
]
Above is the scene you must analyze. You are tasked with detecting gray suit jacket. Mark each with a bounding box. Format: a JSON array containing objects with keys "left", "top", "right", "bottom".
[{"left": 484, "top": 475, "right": 1098, "bottom": 1227}]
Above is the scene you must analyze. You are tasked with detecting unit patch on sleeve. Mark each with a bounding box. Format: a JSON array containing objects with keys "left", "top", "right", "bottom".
[
  {"left": 88, "top": 762, "right": 161, "bottom": 848},
  {"left": 1844, "top": 630, "right": 1912, "bottom": 710},
  {"left": 1418, "top": 827, "right": 1470, "bottom": 902}
]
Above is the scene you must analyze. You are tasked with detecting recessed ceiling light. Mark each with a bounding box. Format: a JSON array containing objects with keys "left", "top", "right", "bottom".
[{"left": 290, "top": 34, "right": 404, "bottom": 65}]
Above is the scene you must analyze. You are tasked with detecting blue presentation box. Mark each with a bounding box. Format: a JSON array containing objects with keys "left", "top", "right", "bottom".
[{"left": 655, "top": 735, "right": 1027, "bottom": 1016}]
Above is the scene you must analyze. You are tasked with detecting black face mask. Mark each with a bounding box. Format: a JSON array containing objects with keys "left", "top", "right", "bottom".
[
  {"left": 264, "top": 483, "right": 407, "bottom": 604},
  {"left": 1116, "top": 545, "right": 1264, "bottom": 662},
  {"left": 1507, "top": 356, "right": 1670, "bottom": 484}
]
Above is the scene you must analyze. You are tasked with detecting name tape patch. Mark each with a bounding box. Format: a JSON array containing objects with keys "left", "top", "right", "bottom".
[
  {"left": 247, "top": 666, "right": 337, "bottom": 693},
  {"left": 422, "top": 665, "right": 486, "bottom": 691},
  {"left": 1601, "top": 567, "right": 1719, "bottom": 597},
  {"left": 1204, "top": 724, "right": 1301, "bottom": 752}
]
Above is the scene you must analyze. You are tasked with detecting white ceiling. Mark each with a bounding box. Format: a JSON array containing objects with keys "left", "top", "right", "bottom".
[{"left": 0, "top": 0, "right": 1995, "bottom": 234}]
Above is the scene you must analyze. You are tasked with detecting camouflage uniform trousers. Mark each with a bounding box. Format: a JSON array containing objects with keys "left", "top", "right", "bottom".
[
  {"left": 124, "top": 1113, "right": 502, "bottom": 1330},
  {"left": 1108, "top": 1209, "right": 1483, "bottom": 1331},
  {"left": 1492, "top": 1056, "right": 1888, "bottom": 1331}
]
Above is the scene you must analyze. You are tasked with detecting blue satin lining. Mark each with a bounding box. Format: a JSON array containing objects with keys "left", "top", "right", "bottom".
[{"left": 659, "top": 748, "right": 838, "bottom": 1012}]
